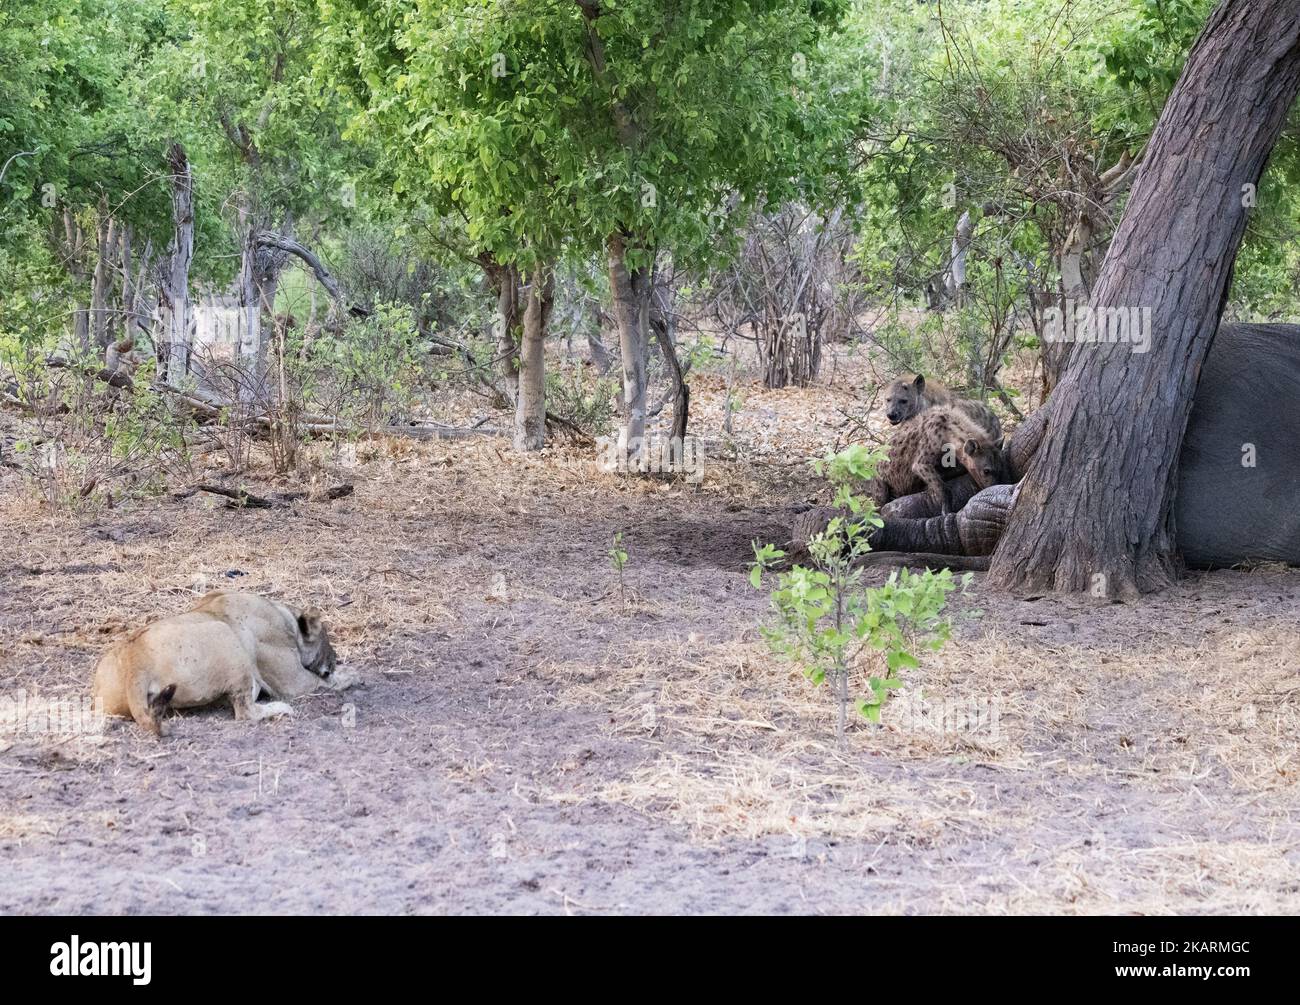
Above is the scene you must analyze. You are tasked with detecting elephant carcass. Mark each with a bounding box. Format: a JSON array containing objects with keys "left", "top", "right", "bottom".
[
  {"left": 1175, "top": 323, "right": 1300, "bottom": 567},
  {"left": 865, "top": 323, "right": 1300, "bottom": 569}
]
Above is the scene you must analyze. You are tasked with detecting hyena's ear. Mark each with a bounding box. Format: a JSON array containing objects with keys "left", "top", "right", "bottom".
[
  {"left": 913, "top": 374, "right": 926, "bottom": 391},
  {"left": 297, "top": 608, "right": 323, "bottom": 641},
  {"left": 964, "top": 438, "right": 982, "bottom": 456}
]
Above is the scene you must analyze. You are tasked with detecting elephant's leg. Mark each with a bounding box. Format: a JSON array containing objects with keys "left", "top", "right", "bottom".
[
  {"left": 869, "top": 483, "right": 1019, "bottom": 557},
  {"left": 955, "top": 483, "right": 1019, "bottom": 555},
  {"left": 882, "top": 475, "right": 981, "bottom": 520}
]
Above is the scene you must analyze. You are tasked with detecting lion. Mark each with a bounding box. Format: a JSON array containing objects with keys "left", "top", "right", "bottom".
[{"left": 92, "top": 591, "right": 358, "bottom": 736}]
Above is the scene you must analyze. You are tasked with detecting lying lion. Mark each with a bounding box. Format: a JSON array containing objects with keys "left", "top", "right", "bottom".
[{"left": 92, "top": 591, "right": 358, "bottom": 736}]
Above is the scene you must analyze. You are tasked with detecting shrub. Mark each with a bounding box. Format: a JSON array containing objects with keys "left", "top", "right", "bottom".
[{"left": 751, "top": 443, "right": 968, "bottom": 745}]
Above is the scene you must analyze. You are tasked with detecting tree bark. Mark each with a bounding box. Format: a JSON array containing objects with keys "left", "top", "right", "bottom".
[
  {"left": 514, "top": 264, "right": 554, "bottom": 452},
  {"left": 1045, "top": 152, "right": 1140, "bottom": 394},
  {"left": 90, "top": 199, "right": 119, "bottom": 351},
  {"left": 607, "top": 233, "right": 650, "bottom": 464},
  {"left": 118, "top": 226, "right": 153, "bottom": 343},
  {"left": 159, "top": 143, "right": 195, "bottom": 385},
  {"left": 254, "top": 231, "right": 369, "bottom": 318},
  {"left": 237, "top": 221, "right": 287, "bottom": 399},
  {"left": 944, "top": 210, "right": 973, "bottom": 305},
  {"left": 650, "top": 285, "right": 689, "bottom": 442},
  {"left": 587, "top": 328, "right": 612, "bottom": 375},
  {"left": 55, "top": 210, "right": 91, "bottom": 351},
  {"left": 1044, "top": 214, "right": 1091, "bottom": 393},
  {"left": 579, "top": 0, "right": 652, "bottom": 458},
  {"left": 482, "top": 258, "right": 522, "bottom": 405},
  {"left": 238, "top": 224, "right": 264, "bottom": 400},
  {"left": 989, "top": 0, "right": 1300, "bottom": 598}
]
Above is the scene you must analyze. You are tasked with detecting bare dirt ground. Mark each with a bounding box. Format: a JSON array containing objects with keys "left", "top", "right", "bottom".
[{"left": 3, "top": 357, "right": 1300, "bottom": 915}]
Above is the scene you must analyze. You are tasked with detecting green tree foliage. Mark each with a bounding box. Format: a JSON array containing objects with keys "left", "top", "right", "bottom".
[
  {"left": 320, "top": 0, "right": 857, "bottom": 268},
  {"left": 853, "top": 0, "right": 1300, "bottom": 342}
]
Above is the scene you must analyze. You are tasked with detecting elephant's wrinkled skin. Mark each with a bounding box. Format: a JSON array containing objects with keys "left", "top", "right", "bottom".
[{"left": 872, "top": 323, "right": 1300, "bottom": 568}]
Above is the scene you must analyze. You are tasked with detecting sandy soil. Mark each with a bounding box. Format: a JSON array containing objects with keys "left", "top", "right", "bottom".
[{"left": 2, "top": 361, "right": 1299, "bottom": 915}]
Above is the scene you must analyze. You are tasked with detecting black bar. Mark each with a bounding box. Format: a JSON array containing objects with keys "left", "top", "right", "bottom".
[{"left": 0, "top": 916, "right": 1277, "bottom": 990}]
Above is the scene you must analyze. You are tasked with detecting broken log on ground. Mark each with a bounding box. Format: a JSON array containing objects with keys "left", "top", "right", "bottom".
[{"left": 172, "top": 483, "right": 354, "bottom": 509}]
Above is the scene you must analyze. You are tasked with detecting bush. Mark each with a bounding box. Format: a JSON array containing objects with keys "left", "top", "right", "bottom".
[
  {"left": 1, "top": 333, "right": 191, "bottom": 508},
  {"left": 751, "top": 444, "right": 967, "bottom": 744},
  {"left": 288, "top": 300, "right": 427, "bottom": 432},
  {"left": 545, "top": 363, "right": 619, "bottom": 437}
]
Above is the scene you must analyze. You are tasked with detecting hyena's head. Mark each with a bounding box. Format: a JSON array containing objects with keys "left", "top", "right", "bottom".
[
  {"left": 961, "top": 436, "right": 1011, "bottom": 490},
  {"left": 296, "top": 608, "right": 338, "bottom": 680},
  {"left": 884, "top": 375, "right": 928, "bottom": 426}
]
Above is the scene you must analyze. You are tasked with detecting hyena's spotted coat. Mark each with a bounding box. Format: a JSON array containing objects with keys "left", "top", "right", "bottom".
[
  {"left": 882, "top": 374, "right": 1001, "bottom": 442},
  {"left": 869, "top": 405, "right": 1011, "bottom": 513}
]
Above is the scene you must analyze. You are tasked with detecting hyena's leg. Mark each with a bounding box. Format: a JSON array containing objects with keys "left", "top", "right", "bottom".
[
  {"left": 911, "top": 457, "right": 950, "bottom": 514},
  {"left": 871, "top": 457, "right": 909, "bottom": 507}
]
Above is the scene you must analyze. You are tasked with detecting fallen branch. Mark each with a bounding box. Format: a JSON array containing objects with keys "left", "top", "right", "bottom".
[
  {"left": 379, "top": 423, "right": 505, "bottom": 441},
  {"left": 18, "top": 561, "right": 125, "bottom": 577},
  {"left": 173, "top": 483, "right": 354, "bottom": 509}
]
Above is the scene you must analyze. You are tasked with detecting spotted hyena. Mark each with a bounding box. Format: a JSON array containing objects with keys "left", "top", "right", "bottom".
[
  {"left": 882, "top": 374, "right": 1002, "bottom": 442},
  {"left": 869, "top": 405, "right": 1010, "bottom": 514}
]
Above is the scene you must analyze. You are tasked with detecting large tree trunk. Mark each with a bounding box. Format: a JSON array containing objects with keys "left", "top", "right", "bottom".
[
  {"left": 159, "top": 143, "right": 195, "bottom": 385},
  {"left": 989, "top": 0, "right": 1300, "bottom": 598},
  {"left": 514, "top": 264, "right": 554, "bottom": 452},
  {"left": 607, "top": 233, "right": 650, "bottom": 464}
]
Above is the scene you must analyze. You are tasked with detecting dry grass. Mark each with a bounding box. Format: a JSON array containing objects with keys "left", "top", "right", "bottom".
[
  {"left": 541, "top": 619, "right": 1300, "bottom": 912},
  {"left": 2, "top": 344, "right": 1299, "bottom": 913}
]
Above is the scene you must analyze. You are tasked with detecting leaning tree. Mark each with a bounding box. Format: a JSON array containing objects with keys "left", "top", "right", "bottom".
[{"left": 988, "top": 0, "right": 1300, "bottom": 598}]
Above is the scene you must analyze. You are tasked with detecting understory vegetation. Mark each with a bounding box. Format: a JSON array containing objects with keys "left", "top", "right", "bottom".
[
  {"left": 7, "top": 0, "right": 1300, "bottom": 918},
  {"left": 7, "top": 1, "right": 1300, "bottom": 501}
]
